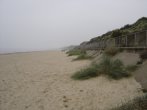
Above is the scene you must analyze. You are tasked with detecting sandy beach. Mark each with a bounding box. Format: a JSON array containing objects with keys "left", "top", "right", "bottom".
[{"left": 0, "top": 51, "right": 143, "bottom": 110}]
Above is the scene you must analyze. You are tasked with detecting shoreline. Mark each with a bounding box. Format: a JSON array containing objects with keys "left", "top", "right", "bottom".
[{"left": 0, "top": 50, "right": 61, "bottom": 55}]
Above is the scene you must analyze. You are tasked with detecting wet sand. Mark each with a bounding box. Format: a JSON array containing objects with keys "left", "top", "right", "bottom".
[{"left": 0, "top": 51, "right": 143, "bottom": 110}]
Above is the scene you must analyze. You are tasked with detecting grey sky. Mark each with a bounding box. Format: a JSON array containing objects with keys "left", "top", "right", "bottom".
[{"left": 0, "top": 0, "right": 147, "bottom": 53}]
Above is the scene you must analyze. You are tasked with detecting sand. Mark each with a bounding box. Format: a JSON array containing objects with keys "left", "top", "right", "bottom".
[
  {"left": 0, "top": 51, "right": 143, "bottom": 110},
  {"left": 113, "top": 51, "right": 140, "bottom": 66},
  {"left": 134, "top": 60, "right": 147, "bottom": 90}
]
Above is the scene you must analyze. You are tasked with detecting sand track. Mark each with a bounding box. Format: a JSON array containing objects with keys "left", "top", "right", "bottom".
[{"left": 0, "top": 51, "right": 143, "bottom": 110}]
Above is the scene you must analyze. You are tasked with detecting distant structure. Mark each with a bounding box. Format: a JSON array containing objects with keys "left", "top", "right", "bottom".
[{"left": 79, "top": 30, "right": 147, "bottom": 50}]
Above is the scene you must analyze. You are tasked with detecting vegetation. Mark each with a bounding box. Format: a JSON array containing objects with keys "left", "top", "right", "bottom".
[
  {"left": 126, "top": 65, "right": 139, "bottom": 72},
  {"left": 99, "top": 56, "right": 130, "bottom": 79},
  {"left": 66, "top": 49, "right": 93, "bottom": 60},
  {"left": 140, "top": 50, "right": 147, "bottom": 60},
  {"left": 71, "top": 65, "right": 98, "bottom": 80},
  {"left": 87, "top": 17, "right": 147, "bottom": 43},
  {"left": 72, "top": 56, "right": 130, "bottom": 80},
  {"left": 110, "top": 94, "right": 147, "bottom": 110},
  {"left": 66, "top": 49, "right": 86, "bottom": 56},
  {"left": 74, "top": 53, "right": 93, "bottom": 60},
  {"left": 111, "top": 29, "right": 123, "bottom": 38}
]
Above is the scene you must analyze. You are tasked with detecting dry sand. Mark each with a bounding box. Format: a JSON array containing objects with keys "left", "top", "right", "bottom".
[
  {"left": 113, "top": 51, "right": 140, "bottom": 66},
  {"left": 134, "top": 60, "right": 147, "bottom": 90},
  {"left": 0, "top": 51, "right": 143, "bottom": 110}
]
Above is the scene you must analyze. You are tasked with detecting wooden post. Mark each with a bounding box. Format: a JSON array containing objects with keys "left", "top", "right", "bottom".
[
  {"left": 118, "top": 36, "right": 120, "bottom": 47},
  {"left": 134, "top": 33, "right": 137, "bottom": 46},
  {"left": 115, "top": 38, "right": 117, "bottom": 47},
  {"left": 126, "top": 36, "right": 128, "bottom": 47},
  {"left": 119, "top": 36, "right": 121, "bottom": 47},
  {"left": 146, "top": 30, "right": 147, "bottom": 47}
]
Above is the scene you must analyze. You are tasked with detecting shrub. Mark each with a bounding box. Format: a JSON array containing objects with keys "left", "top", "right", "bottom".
[
  {"left": 104, "top": 47, "right": 119, "bottom": 56},
  {"left": 140, "top": 50, "right": 147, "bottom": 60},
  {"left": 111, "top": 30, "right": 122, "bottom": 38},
  {"left": 110, "top": 94, "right": 147, "bottom": 110}
]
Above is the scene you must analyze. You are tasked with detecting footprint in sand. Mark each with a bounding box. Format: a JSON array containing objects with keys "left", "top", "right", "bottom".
[
  {"left": 80, "top": 90, "right": 84, "bottom": 92},
  {"left": 62, "top": 96, "right": 71, "bottom": 108}
]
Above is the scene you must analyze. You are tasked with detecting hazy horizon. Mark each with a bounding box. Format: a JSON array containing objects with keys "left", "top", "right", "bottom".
[{"left": 0, "top": 0, "right": 147, "bottom": 53}]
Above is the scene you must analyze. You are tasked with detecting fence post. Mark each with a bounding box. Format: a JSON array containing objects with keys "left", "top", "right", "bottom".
[
  {"left": 134, "top": 33, "right": 137, "bottom": 46},
  {"left": 126, "top": 36, "right": 128, "bottom": 47},
  {"left": 118, "top": 36, "right": 120, "bottom": 47},
  {"left": 146, "top": 30, "right": 147, "bottom": 47}
]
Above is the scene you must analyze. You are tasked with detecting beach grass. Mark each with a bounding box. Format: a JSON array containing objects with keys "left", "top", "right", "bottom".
[
  {"left": 66, "top": 49, "right": 93, "bottom": 60},
  {"left": 72, "top": 56, "right": 130, "bottom": 80},
  {"left": 66, "top": 49, "right": 86, "bottom": 56},
  {"left": 110, "top": 94, "right": 147, "bottom": 110}
]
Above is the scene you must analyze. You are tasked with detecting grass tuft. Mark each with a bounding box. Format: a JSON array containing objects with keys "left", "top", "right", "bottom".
[
  {"left": 110, "top": 94, "right": 147, "bottom": 110},
  {"left": 72, "top": 56, "right": 130, "bottom": 80},
  {"left": 66, "top": 49, "right": 93, "bottom": 60},
  {"left": 66, "top": 49, "right": 86, "bottom": 56},
  {"left": 74, "top": 53, "right": 93, "bottom": 60},
  {"left": 99, "top": 56, "right": 130, "bottom": 79},
  {"left": 71, "top": 66, "right": 99, "bottom": 80}
]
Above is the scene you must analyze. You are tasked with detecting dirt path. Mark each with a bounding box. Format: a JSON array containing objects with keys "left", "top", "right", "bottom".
[{"left": 0, "top": 51, "right": 143, "bottom": 110}]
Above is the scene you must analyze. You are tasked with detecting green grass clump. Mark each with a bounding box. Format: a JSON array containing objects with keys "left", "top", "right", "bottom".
[
  {"left": 71, "top": 66, "right": 98, "bottom": 80},
  {"left": 104, "top": 47, "right": 119, "bottom": 56},
  {"left": 99, "top": 56, "right": 130, "bottom": 79},
  {"left": 74, "top": 53, "right": 93, "bottom": 60},
  {"left": 72, "top": 56, "right": 130, "bottom": 80},
  {"left": 66, "top": 49, "right": 93, "bottom": 60},
  {"left": 66, "top": 49, "right": 86, "bottom": 56},
  {"left": 110, "top": 94, "right": 147, "bottom": 110}
]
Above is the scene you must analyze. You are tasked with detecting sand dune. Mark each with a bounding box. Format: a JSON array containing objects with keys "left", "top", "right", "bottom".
[{"left": 0, "top": 51, "right": 143, "bottom": 110}]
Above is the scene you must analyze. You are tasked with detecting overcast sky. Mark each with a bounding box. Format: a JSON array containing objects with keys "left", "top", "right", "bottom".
[{"left": 0, "top": 0, "right": 147, "bottom": 53}]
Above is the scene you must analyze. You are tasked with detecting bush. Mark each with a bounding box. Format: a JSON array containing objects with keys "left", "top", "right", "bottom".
[
  {"left": 111, "top": 30, "right": 122, "bottom": 38},
  {"left": 140, "top": 50, "right": 147, "bottom": 60},
  {"left": 110, "top": 94, "right": 147, "bottom": 110},
  {"left": 104, "top": 47, "right": 119, "bottom": 56},
  {"left": 71, "top": 56, "right": 130, "bottom": 80}
]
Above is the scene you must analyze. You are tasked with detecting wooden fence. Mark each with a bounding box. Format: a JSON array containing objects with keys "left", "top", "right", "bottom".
[{"left": 79, "top": 30, "right": 147, "bottom": 50}]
